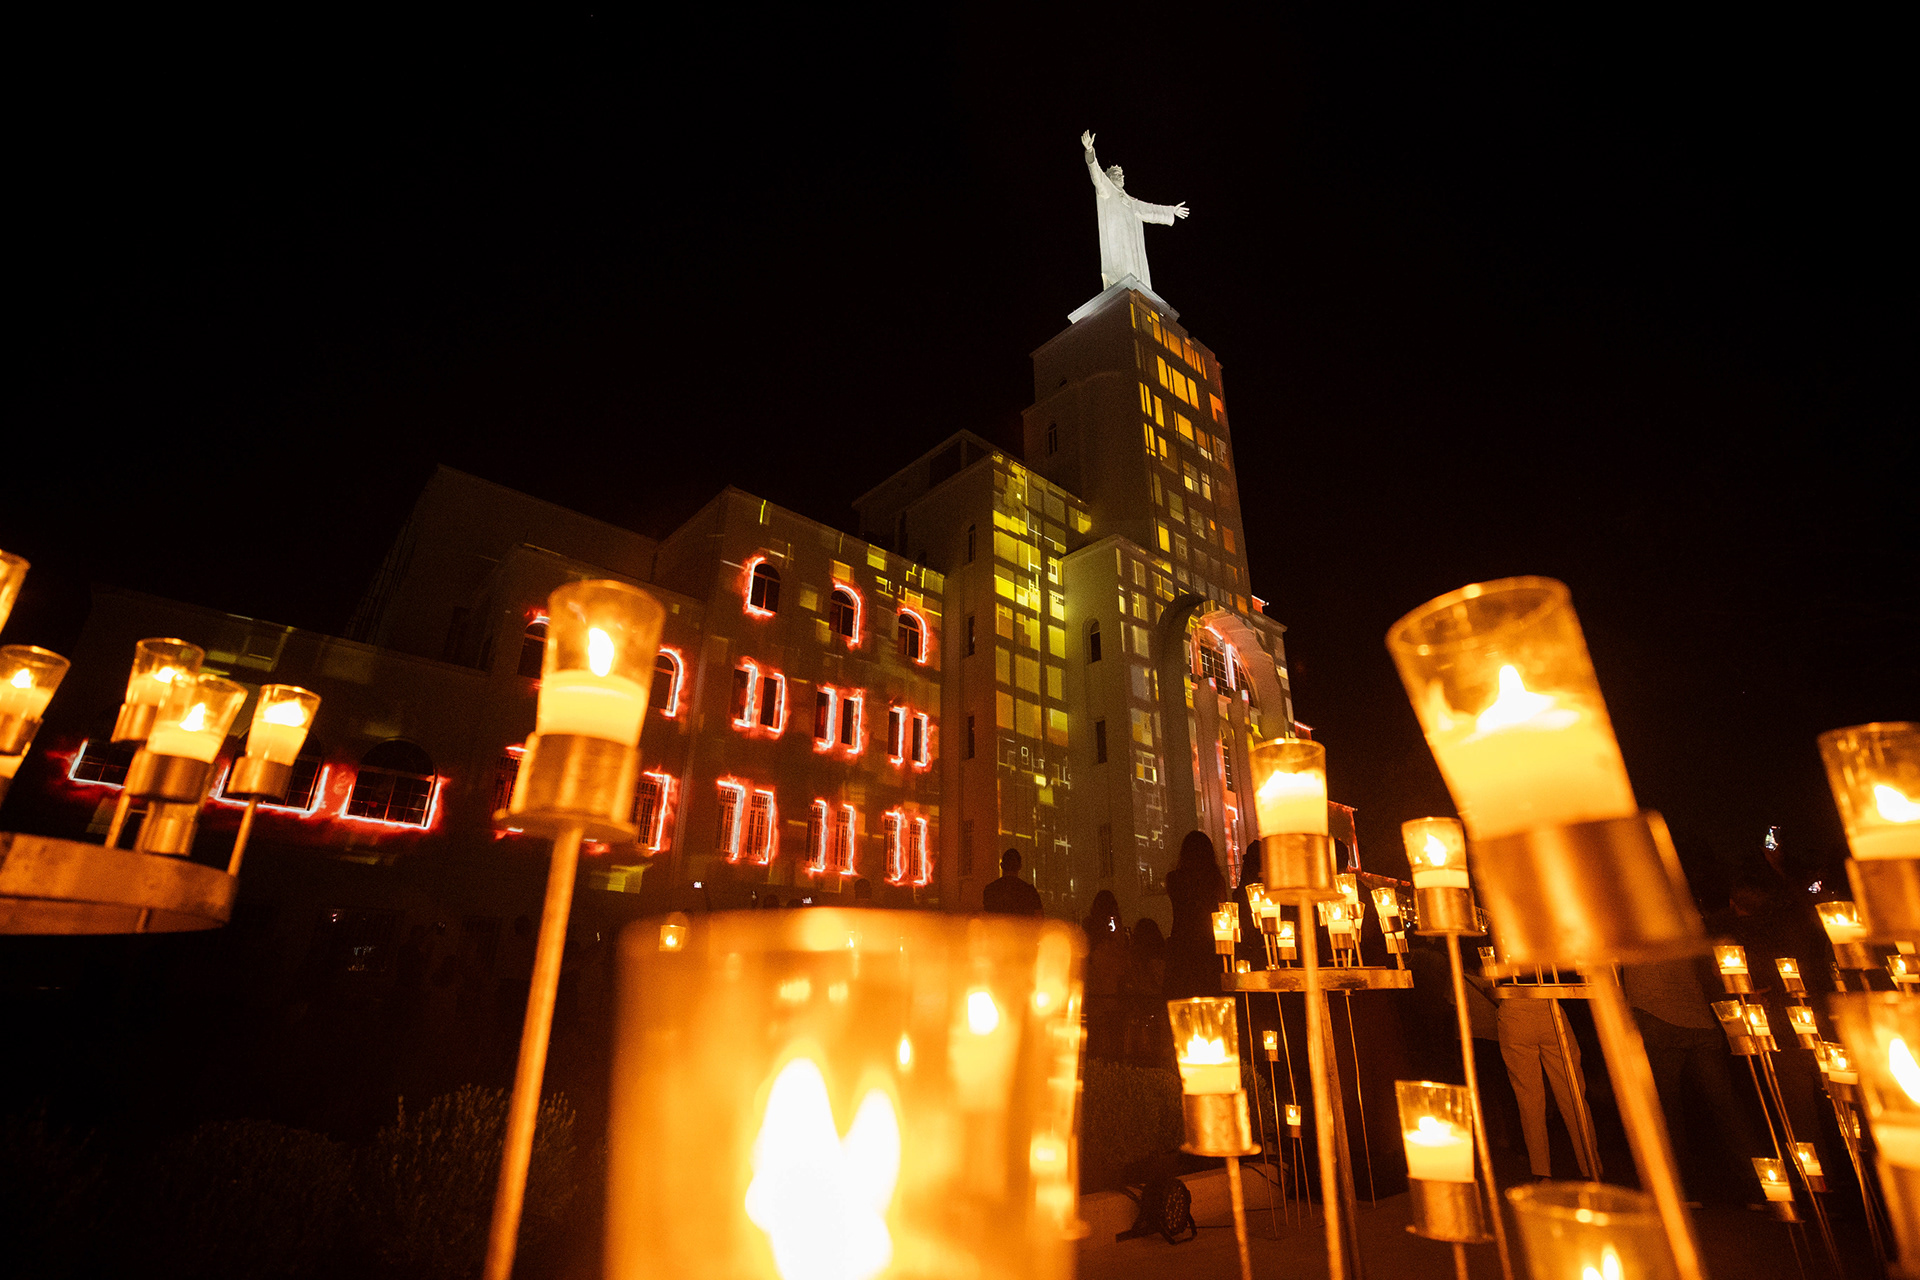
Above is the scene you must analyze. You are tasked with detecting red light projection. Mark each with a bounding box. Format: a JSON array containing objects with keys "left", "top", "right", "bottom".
[
  {"left": 830, "top": 578, "right": 863, "bottom": 648},
  {"left": 747, "top": 788, "right": 777, "bottom": 865},
  {"left": 808, "top": 799, "right": 831, "bottom": 875},
  {"left": 732, "top": 660, "right": 788, "bottom": 737},
  {"left": 913, "top": 712, "right": 932, "bottom": 770},
  {"left": 835, "top": 803, "right": 857, "bottom": 876},
  {"left": 639, "top": 770, "right": 674, "bottom": 851},
  {"left": 337, "top": 775, "right": 444, "bottom": 831},
  {"left": 742, "top": 555, "right": 776, "bottom": 619},
  {"left": 884, "top": 808, "right": 906, "bottom": 885},
  {"left": 717, "top": 778, "right": 747, "bottom": 861},
  {"left": 719, "top": 778, "right": 776, "bottom": 864},
  {"left": 912, "top": 814, "right": 931, "bottom": 887},
  {"left": 210, "top": 761, "right": 333, "bottom": 817},
  {"left": 654, "top": 647, "right": 684, "bottom": 718},
  {"left": 808, "top": 800, "right": 858, "bottom": 876},
  {"left": 813, "top": 685, "right": 839, "bottom": 753},
  {"left": 897, "top": 604, "right": 931, "bottom": 665}
]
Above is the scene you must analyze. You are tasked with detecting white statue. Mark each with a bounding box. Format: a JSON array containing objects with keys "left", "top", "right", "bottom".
[{"left": 1081, "top": 130, "right": 1189, "bottom": 292}]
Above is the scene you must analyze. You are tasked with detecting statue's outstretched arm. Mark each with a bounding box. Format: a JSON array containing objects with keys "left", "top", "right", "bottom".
[
  {"left": 1081, "top": 130, "right": 1115, "bottom": 194},
  {"left": 1128, "top": 196, "right": 1190, "bottom": 225}
]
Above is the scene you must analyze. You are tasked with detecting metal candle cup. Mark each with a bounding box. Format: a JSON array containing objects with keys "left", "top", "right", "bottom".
[{"left": 606, "top": 911, "right": 1086, "bottom": 1280}]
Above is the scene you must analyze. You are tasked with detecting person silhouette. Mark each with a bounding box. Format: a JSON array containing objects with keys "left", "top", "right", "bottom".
[{"left": 982, "top": 848, "right": 1043, "bottom": 916}]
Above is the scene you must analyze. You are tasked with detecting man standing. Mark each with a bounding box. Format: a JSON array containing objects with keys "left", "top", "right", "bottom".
[{"left": 982, "top": 848, "right": 1043, "bottom": 916}]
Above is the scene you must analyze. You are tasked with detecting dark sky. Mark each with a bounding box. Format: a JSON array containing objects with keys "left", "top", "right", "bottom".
[{"left": 9, "top": 10, "right": 1915, "bottom": 889}]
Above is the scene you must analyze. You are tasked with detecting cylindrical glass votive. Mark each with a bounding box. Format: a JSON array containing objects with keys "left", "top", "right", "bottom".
[
  {"left": 607, "top": 911, "right": 1085, "bottom": 1280},
  {"left": 1396, "top": 1080, "right": 1475, "bottom": 1182},
  {"left": 0, "top": 645, "right": 69, "bottom": 738},
  {"left": 1753, "top": 1157, "right": 1794, "bottom": 1202},
  {"left": 534, "top": 580, "right": 669, "bottom": 744},
  {"left": 1818, "top": 901, "right": 1867, "bottom": 945},
  {"left": 1818, "top": 723, "right": 1920, "bottom": 860},
  {"left": 1386, "top": 578, "right": 1637, "bottom": 840},
  {"left": 1714, "top": 944, "right": 1748, "bottom": 976},
  {"left": 145, "top": 676, "right": 247, "bottom": 762},
  {"left": 244, "top": 684, "right": 321, "bottom": 764},
  {"left": 1507, "top": 1182, "right": 1679, "bottom": 1280},
  {"left": 1168, "top": 997, "right": 1240, "bottom": 1094},
  {"left": 1403, "top": 817, "right": 1468, "bottom": 889},
  {"left": 114, "top": 638, "right": 206, "bottom": 742},
  {"left": 1373, "top": 886, "right": 1402, "bottom": 919},
  {"left": 1830, "top": 994, "right": 1920, "bottom": 1170},
  {"left": 1249, "top": 737, "right": 1327, "bottom": 837}
]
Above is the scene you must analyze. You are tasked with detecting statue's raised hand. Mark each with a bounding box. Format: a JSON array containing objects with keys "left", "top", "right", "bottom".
[
  {"left": 1171, "top": 202, "right": 1190, "bottom": 219},
  {"left": 1080, "top": 130, "right": 1096, "bottom": 153}
]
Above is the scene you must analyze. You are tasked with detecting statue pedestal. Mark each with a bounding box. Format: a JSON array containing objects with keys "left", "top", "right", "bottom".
[{"left": 1068, "top": 275, "right": 1176, "bottom": 325}]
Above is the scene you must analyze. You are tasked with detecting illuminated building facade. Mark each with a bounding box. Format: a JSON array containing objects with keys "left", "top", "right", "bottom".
[{"left": 857, "top": 284, "right": 1291, "bottom": 929}]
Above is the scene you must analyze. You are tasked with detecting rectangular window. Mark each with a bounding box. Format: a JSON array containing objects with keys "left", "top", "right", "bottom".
[
  {"left": 717, "top": 781, "right": 744, "bottom": 859},
  {"left": 1134, "top": 751, "right": 1159, "bottom": 784},
  {"left": 833, "top": 804, "right": 856, "bottom": 875},
  {"left": 730, "top": 666, "right": 753, "bottom": 723},
  {"left": 966, "top": 524, "right": 976, "bottom": 563},
  {"left": 1046, "top": 708, "right": 1068, "bottom": 747},
  {"left": 1131, "top": 708, "right": 1155, "bottom": 747},
  {"left": 913, "top": 815, "right": 931, "bottom": 887},
  {"left": 746, "top": 790, "right": 777, "bottom": 864},
  {"left": 1017, "top": 698, "right": 1041, "bottom": 740},
  {"left": 1132, "top": 625, "right": 1152, "bottom": 658},
  {"left": 913, "top": 713, "right": 930, "bottom": 767},
  {"left": 1020, "top": 615, "right": 1040, "bottom": 650},
  {"left": 68, "top": 739, "right": 137, "bottom": 786},
  {"left": 996, "top": 690, "right": 1014, "bottom": 730},
  {"left": 1094, "top": 719, "right": 1108, "bottom": 763},
  {"left": 1049, "top": 591, "right": 1065, "bottom": 621},
  {"left": 884, "top": 809, "right": 906, "bottom": 885},
  {"left": 346, "top": 768, "right": 435, "bottom": 826},
  {"left": 966, "top": 714, "right": 976, "bottom": 759},
  {"left": 993, "top": 568, "right": 1016, "bottom": 601},
  {"left": 1222, "top": 527, "right": 1235, "bottom": 554},
  {"left": 888, "top": 706, "right": 907, "bottom": 764},
  {"left": 1210, "top": 393, "right": 1225, "bottom": 422},
  {"left": 1088, "top": 621, "right": 1102, "bottom": 663},
  {"left": 993, "top": 530, "right": 1021, "bottom": 565},
  {"left": 807, "top": 800, "right": 831, "bottom": 875},
  {"left": 1045, "top": 665, "right": 1062, "bottom": 700},
  {"left": 1016, "top": 654, "right": 1040, "bottom": 694},
  {"left": 1183, "top": 462, "right": 1199, "bottom": 493},
  {"left": 758, "top": 671, "right": 785, "bottom": 732},
  {"left": 965, "top": 614, "right": 976, "bottom": 656},
  {"left": 635, "top": 772, "right": 673, "bottom": 851},
  {"left": 840, "top": 693, "right": 864, "bottom": 751},
  {"left": 815, "top": 688, "right": 836, "bottom": 745},
  {"left": 1156, "top": 522, "right": 1170, "bottom": 552},
  {"left": 995, "top": 646, "right": 1010, "bottom": 685},
  {"left": 1221, "top": 738, "right": 1236, "bottom": 792}
]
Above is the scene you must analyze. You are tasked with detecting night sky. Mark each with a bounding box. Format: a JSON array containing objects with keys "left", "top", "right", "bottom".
[{"left": 10, "top": 10, "right": 1914, "bottom": 892}]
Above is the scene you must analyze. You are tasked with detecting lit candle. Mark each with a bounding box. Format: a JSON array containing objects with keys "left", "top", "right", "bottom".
[
  {"left": 1753, "top": 1157, "right": 1794, "bottom": 1202},
  {"left": 145, "top": 677, "right": 247, "bottom": 762},
  {"left": 1743, "top": 1005, "right": 1771, "bottom": 1037},
  {"left": 1404, "top": 818, "right": 1470, "bottom": 889},
  {"left": 123, "top": 638, "right": 204, "bottom": 711},
  {"left": 1387, "top": 580, "right": 1639, "bottom": 841},
  {"left": 1286, "top": 1104, "right": 1302, "bottom": 1128},
  {"left": 530, "top": 582, "right": 667, "bottom": 746},
  {"left": 1787, "top": 1007, "right": 1819, "bottom": 1036},
  {"left": 1714, "top": 945, "right": 1748, "bottom": 976},
  {"left": 1253, "top": 762, "right": 1328, "bottom": 836},
  {"left": 1819, "top": 902, "right": 1866, "bottom": 945},
  {"left": 244, "top": 684, "right": 320, "bottom": 764},
  {"left": 1793, "top": 1143, "right": 1823, "bottom": 1179},
  {"left": 1263, "top": 1029, "right": 1278, "bottom": 1059},
  {"left": 1168, "top": 997, "right": 1241, "bottom": 1094},
  {"left": 1395, "top": 1080, "right": 1476, "bottom": 1182},
  {"left": 0, "top": 646, "right": 67, "bottom": 720},
  {"left": 1818, "top": 723, "right": 1920, "bottom": 859},
  {"left": 1373, "top": 886, "right": 1402, "bottom": 919},
  {"left": 1822, "top": 1042, "right": 1858, "bottom": 1085}
]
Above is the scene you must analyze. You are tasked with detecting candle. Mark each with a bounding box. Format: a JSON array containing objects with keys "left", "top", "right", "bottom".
[
  {"left": 124, "top": 639, "right": 204, "bottom": 708},
  {"left": 1403, "top": 817, "right": 1470, "bottom": 889},
  {"left": 0, "top": 663, "right": 57, "bottom": 719},
  {"left": 1168, "top": 997, "right": 1240, "bottom": 1094},
  {"left": 536, "top": 668, "right": 648, "bottom": 741},
  {"left": 1286, "top": 1104, "right": 1302, "bottom": 1128},
  {"left": 1818, "top": 723, "right": 1920, "bottom": 859},
  {"left": 1822, "top": 1043, "right": 1858, "bottom": 1085},
  {"left": 1793, "top": 1143, "right": 1823, "bottom": 1179},
  {"left": 1404, "top": 1114, "right": 1475, "bottom": 1182},
  {"left": 1818, "top": 902, "right": 1866, "bottom": 945},
  {"left": 245, "top": 684, "right": 320, "bottom": 764},
  {"left": 529, "top": 583, "right": 667, "bottom": 747},
  {"left": 1253, "top": 763, "right": 1328, "bottom": 836},
  {"left": 1753, "top": 1158, "right": 1794, "bottom": 1202},
  {"left": 1263, "top": 1029, "right": 1278, "bottom": 1058},
  {"left": 1743, "top": 1005, "right": 1771, "bottom": 1036},
  {"left": 1373, "top": 887, "right": 1401, "bottom": 919},
  {"left": 145, "top": 677, "right": 247, "bottom": 762},
  {"left": 1788, "top": 1007, "right": 1818, "bottom": 1036},
  {"left": 1714, "top": 945, "right": 1748, "bottom": 975}
]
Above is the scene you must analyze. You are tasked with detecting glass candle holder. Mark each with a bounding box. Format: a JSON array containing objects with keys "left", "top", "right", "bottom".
[
  {"left": 606, "top": 911, "right": 1085, "bottom": 1280},
  {"left": 1753, "top": 1157, "right": 1794, "bottom": 1203},
  {"left": 1787, "top": 1006, "right": 1820, "bottom": 1038},
  {"left": 534, "top": 580, "right": 669, "bottom": 744},
  {"left": 1831, "top": 994, "right": 1920, "bottom": 1170},
  {"left": 1285, "top": 1103, "right": 1303, "bottom": 1133},
  {"left": 1507, "top": 1182, "right": 1679, "bottom": 1280},
  {"left": 1776, "top": 957, "right": 1807, "bottom": 995},
  {"left": 1249, "top": 738, "right": 1327, "bottom": 837},
  {"left": 116, "top": 638, "right": 206, "bottom": 740},
  {"left": 1168, "top": 997, "right": 1240, "bottom": 1094},
  {"left": 1714, "top": 944, "right": 1748, "bottom": 976},
  {"left": 1395, "top": 1080, "right": 1475, "bottom": 1182},
  {"left": 1891, "top": 954, "right": 1920, "bottom": 987},
  {"left": 1262, "top": 1029, "right": 1278, "bottom": 1061},
  {"left": 1211, "top": 905, "right": 1238, "bottom": 948},
  {"left": 145, "top": 676, "right": 247, "bottom": 762},
  {"left": 0, "top": 549, "right": 25, "bottom": 636},
  {"left": 1711, "top": 1000, "right": 1753, "bottom": 1052},
  {"left": 1818, "top": 723, "right": 1920, "bottom": 860},
  {"left": 1818, "top": 902, "right": 1867, "bottom": 946},
  {"left": 1386, "top": 577, "right": 1637, "bottom": 840},
  {"left": 1403, "top": 817, "right": 1469, "bottom": 889},
  {"left": 1743, "top": 1004, "right": 1772, "bottom": 1038},
  {"left": 1334, "top": 873, "right": 1360, "bottom": 906},
  {"left": 1793, "top": 1142, "right": 1824, "bottom": 1179},
  {"left": 0, "top": 645, "right": 69, "bottom": 724},
  {"left": 243, "top": 684, "right": 321, "bottom": 764},
  {"left": 1373, "top": 886, "right": 1402, "bottom": 920},
  {"left": 1819, "top": 1041, "right": 1859, "bottom": 1086}
]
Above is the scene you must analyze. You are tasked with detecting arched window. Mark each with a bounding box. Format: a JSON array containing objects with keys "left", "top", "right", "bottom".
[
  {"left": 518, "top": 616, "right": 548, "bottom": 678},
  {"left": 1087, "top": 619, "right": 1102, "bottom": 663},
  {"left": 651, "top": 649, "right": 683, "bottom": 718},
  {"left": 897, "top": 608, "right": 925, "bottom": 663},
  {"left": 345, "top": 739, "right": 437, "bottom": 827},
  {"left": 746, "top": 559, "right": 781, "bottom": 616},
  {"left": 829, "top": 584, "right": 860, "bottom": 645}
]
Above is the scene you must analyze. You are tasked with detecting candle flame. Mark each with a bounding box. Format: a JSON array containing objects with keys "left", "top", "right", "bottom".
[
  {"left": 179, "top": 703, "right": 207, "bottom": 733},
  {"left": 1474, "top": 665, "right": 1574, "bottom": 734},
  {"left": 896, "top": 1035, "right": 913, "bottom": 1069},
  {"left": 1257, "top": 768, "right": 1322, "bottom": 801},
  {"left": 8, "top": 668, "right": 30, "bottom": 689},
  {"left": 1422, "top": 833, "right": 1449, "bottom": 867},
  {"left": 1263, "top": 1030, "right": 1277, "bottom": 1051},
  {"left": 745, "top": 1058, "right": 898, "bottom": 1280},
  {"left": 587, "top": 627, "right": 615, "bottom": 678},
  {"left": 966, "top": 989, "right": 1000, "bottom": 1035},
  {"left": 1891, "top": 1037, "right": 1920, "bottom": 1104},
  {"left": 155, "top": 666, "right": 182, "bottom": 684},
  {"left": 1405, "top": 1115, "right": 1463, "bottom": 1146},
  {"left": 262, "top": 699, "right": 307, "bottom": 727},
  {"left": 1582, "top": 1247, "right": 1623, "bottom": 1280},
  {"left": 1182, "top": 1033, "right": 1229, "bottom": 1065},
  {"left": 1875, "top": 784, "right": 1920, "bottom": 824}
]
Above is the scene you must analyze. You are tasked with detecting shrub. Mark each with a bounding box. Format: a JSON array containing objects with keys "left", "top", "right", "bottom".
[
  {"left": 354, "top": 1086, "right": 577, "bottom": 1280},
  {"left": 1078, "top": 1060, "right": 1185, "bottom": 1190},
  {"left": 138, "top": 1119, "right": 352, "bottom": 1280}
]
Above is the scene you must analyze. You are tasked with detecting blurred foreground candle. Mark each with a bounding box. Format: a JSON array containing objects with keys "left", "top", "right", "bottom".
[
  {"left": 1832, "top": 994, "right": 1920, "bottom": 1259},
  {"left": 1508, "top": 1183, "right": 1679, "bottom": 1280},
  {"left": 1386, "top": 578, "right": 1636, "bottom": 840},
  {"left": 1819, "top": 902, "right": 1867, "bottom": 946},
  {"left": 1396, "top": 1081, "right": 1474, "bottom": 1182},
  {"left": 1249, "top": 738, "right": 1327, "bottom": 837},
  {"left": 1169, "top": 997, "right": 1240, "bottom": 1094},
  {"left": 1819, "top": 723, "right": 1920, "bottom": 860},
  {"left": 606, "top": 911, "right": 1085, "bottom": 1280},
  {"left": 145, "top": 676, "right": 246, "bottom": 762},
  {"left": 0, "top": 549, "right": 25, "bottom": 635},
  {"left": 0, "top": 645, "right": 69, "bottom": 756},
  {"left": 113, "top": 638, "right": 205, "bottom": 742}
]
